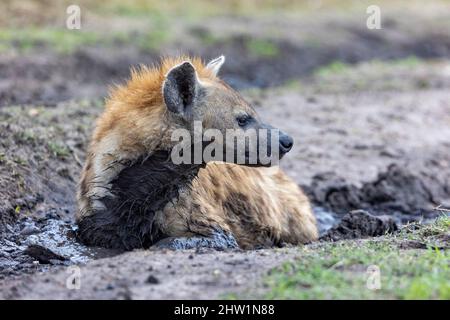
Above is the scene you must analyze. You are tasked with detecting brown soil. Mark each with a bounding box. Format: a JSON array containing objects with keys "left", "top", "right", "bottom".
[{"left": 1, "top": 247, "right": 299, "bottom": 299}]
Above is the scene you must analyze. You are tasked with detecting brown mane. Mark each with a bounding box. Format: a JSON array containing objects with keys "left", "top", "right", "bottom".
[
  {"left": 107, "top": 56, "right": 216, "bottom": 110},
  {"left": 92, "top": 56, "right": 216, "bottom": 143}
]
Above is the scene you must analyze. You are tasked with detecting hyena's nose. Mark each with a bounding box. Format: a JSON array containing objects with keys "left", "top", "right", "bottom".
[{"left": 279, "top": 133, "right": 294, "bottom": 155}]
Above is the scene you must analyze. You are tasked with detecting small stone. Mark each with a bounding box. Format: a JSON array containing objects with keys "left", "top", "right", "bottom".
[
  {"left": 24, "top": 244, "right": 67, "bottom": 264},
  {"left": 20, "top": 225, "right": 40, "bottom": 236},
  {"left": 105, "top": 284, "right": 115, "bottom": 290},
  {"left": 307, "top": 96, "right": 317, "bottom": 103},
  {"left": 146, "top": 275, "right": 160, "bottom": 285},
  {"left": 28, "top": 108, "right": 40, "bottom": 117}
]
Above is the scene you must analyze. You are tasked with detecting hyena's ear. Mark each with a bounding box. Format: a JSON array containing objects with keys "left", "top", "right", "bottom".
[
  {"left": 206, "top": 55, "right": 225, "bottom": 76},
  {"left": 163, "top": 61, "right": 198, "bottom": 115}
]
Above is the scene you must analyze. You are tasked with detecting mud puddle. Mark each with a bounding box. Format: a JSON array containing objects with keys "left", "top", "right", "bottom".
[{"left": 0, "top": 212, "right": 121, "bottom": 278}]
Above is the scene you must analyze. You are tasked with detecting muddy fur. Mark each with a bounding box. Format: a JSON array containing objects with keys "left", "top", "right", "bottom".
[{"left": 77, "top": 151, "right": 202, "bottom": 250}]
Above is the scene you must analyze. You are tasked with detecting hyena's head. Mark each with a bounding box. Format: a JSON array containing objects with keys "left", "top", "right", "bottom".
[{"left": 163, "top": 56, "right": 293, "bottom": 166}]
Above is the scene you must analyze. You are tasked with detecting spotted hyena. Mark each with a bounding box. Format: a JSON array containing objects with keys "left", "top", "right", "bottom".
[{"left": 76, "top": 55, "right": 318, "bottom": 250}]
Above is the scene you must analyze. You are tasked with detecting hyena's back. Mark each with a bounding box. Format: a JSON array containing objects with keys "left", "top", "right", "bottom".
[
  {"left": 174, "top": 163, "right": 318, "bottom": 249},
  {"left": 136, "top": 160, "right": 319, "bottom": 249}
]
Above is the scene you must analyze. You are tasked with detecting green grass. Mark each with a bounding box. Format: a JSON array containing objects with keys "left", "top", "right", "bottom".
[
  {"left": 307, "top": 56, "right": 439, "bottom": 94},
  {"left": 391, "top": 56, "right": 421, "bottom": 67},
  {"left": 195, "top": 31, "right": 222, "bottom": 46},
  {"left": 0, "top": 25, "right": 173, "bottom": 53},
  {"left": 135, "top": 28, "right": 172, "bottom": 51},
  {"left": 0, "top": 28, "right": 100, "bottom": 53},
  {"left": 93, "top": 0, "right": 323, "bottom": 18},
  {"left": 47, "top": 142, "right": 70, "bottom": 159},
  {"left": 246, "top": 39, "right": 279, "bottom": 58},
  {"left": 315, "top": 60, "right": 352, "bottom": 77},
  {"left": 246, "top": 216, "right": 450, "bottom": 299},
  {"left": 315, "top": 56, "right": 424, "bottom": 77}
]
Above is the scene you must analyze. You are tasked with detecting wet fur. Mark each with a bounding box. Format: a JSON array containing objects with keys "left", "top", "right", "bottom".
[
  {"left": 77, "top": 151, "right": 202, "bottom": 249},
  {"left": 76, "top": 56, "right": 318, "bottom": 250}
]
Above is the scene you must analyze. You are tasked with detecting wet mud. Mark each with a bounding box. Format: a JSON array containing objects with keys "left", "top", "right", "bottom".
[
  {"left": 0, "top": 212, "right": 121, "bottom": 279},
  {"left": 307, "top": 162, "right": 450, "bottom": 224},
  {"left": 320, "top": 210, "right": 398, "bottom": 242}
]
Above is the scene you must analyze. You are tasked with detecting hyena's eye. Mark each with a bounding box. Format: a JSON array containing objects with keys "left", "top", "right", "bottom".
[{"left": 236, "top": 114, "right": 252, "bottom": 127}]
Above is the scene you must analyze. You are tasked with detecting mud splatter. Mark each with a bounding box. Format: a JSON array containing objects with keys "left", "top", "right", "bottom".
[
  {"left": 320, "top": 210, "right": 398, "bottom": 242},
  {"left": 306, "top": 163, "right": 450, "bottom": 223}
]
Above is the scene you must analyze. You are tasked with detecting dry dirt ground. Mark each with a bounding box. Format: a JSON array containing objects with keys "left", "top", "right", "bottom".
[
  {"left": 0, "top": 2, "right": 450, "bottom": 299},
  {"left": 1, "top": 247, "right": 300, "bottom": 299}
]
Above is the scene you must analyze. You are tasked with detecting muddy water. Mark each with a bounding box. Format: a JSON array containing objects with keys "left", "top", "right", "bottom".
[
  {"left": 0, "top": 213, "right": 121, "bottom": 278},
  {"left": 313, "top": 207, "right": 337, "bottom": 235}
]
